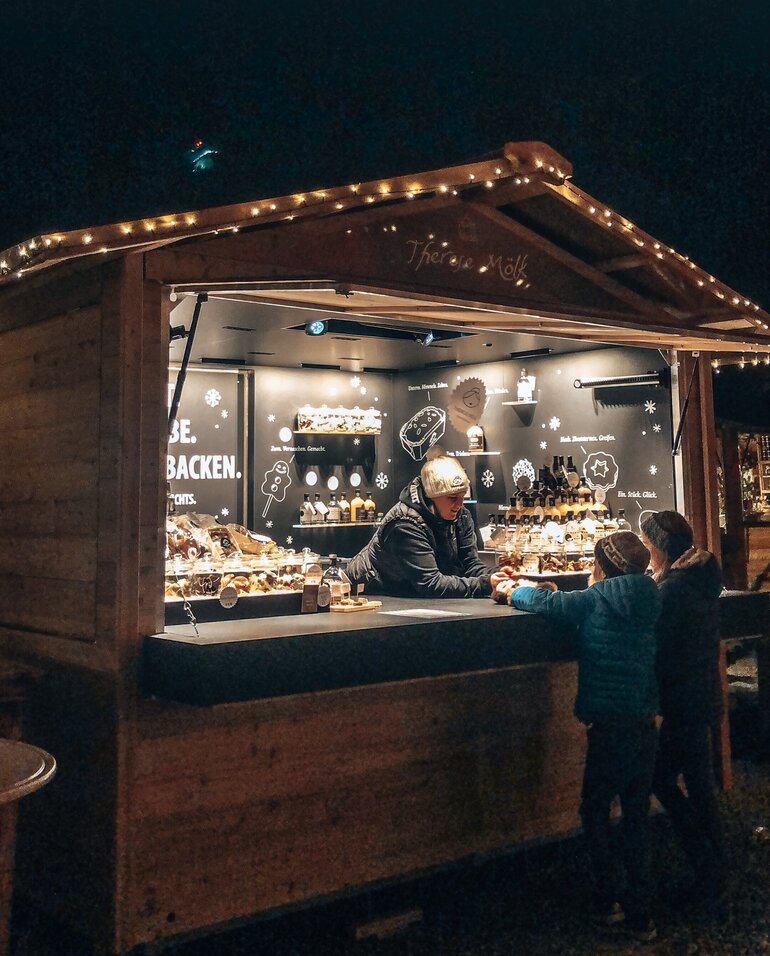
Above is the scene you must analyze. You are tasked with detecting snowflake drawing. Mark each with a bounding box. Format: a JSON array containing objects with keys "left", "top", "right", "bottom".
[
  {"left": 549, "top": 416, "right": 561, "bottom": 431},
  {"left": 353, "top": 437, "right": 360, "bottom": 446},
  {"left": 649, "top": 465, "right": 658, "bottom": 476},
  {"left": 360, "top": 386, "right": 367, "bottom": 395},
  {"left": 221, "top": 507, "right": 229, "bottom": 517},
  {"left": 350, "top": 376, "right": 361, "bottom": 388},
  {"left": 375, "top": 472, "right": 389, "bottom": 490},
  {"left": 221, "top": 409, "right": 228, "bottom": 419},
  {"left": 645, "top": 401, "right": 657, "bottom": 415},
  {"left": 653, "top": 424, "right": 662, "bottom": 433},
  {"left": 267, "top": 414, "right": 276, "bottom": 422},
  {"left": 286, "top": 535, "right": 294, "bottom": 545},
  {"left": 204, "top": 388, "right": 222, "bottom": 408},
  {"left": 481, "top": 469, "right": 495, "bottom": 488},
  {"left": 265, "top": 520, "right": 273, "bottom": 529},
  {"left": 540, "top": 441, "right": 548, "bottom": 450}
]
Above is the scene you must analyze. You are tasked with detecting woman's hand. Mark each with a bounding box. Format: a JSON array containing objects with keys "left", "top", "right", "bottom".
[
  {"left": 490, "top": 566, "right": 515, "bottom": 589},
  {"left": 491, "top": 578, "right": 516, "bottom": 604}
]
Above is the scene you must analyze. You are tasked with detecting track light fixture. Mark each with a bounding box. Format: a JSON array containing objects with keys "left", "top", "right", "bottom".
[{"left": 413, "top": 330, "right": 435, "bottom": 346}]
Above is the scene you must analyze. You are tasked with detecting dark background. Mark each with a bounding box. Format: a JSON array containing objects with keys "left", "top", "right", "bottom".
[{"left": 3, "top": 0, "right": 769, "bottom": 421}]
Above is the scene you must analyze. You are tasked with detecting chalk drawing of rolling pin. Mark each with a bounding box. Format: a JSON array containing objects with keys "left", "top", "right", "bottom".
[{"left": 261, "top": 461, "right": 292, "bottom": 517}]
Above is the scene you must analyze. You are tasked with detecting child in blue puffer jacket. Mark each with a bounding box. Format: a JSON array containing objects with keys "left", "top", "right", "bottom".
[{"left": 493, "top": 531, "right": 661, "bottom": 942}]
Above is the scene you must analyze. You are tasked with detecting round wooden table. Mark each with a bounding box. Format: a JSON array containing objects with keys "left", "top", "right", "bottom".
[
  {"left": 0, "top": 740, "right": 56, "bottom": 955},
  {"left": 0, "top": 740, "right": 56, "bottom": 805}
]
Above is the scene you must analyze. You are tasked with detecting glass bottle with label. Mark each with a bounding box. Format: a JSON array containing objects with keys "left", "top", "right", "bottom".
[
  {"left": 338, "top": 493, "right": 351, "bottom": 523},
  {"left": 481, "top": 514, "right": 497, "bottom": 547},
  {"left": 299, "top": 493, "right": 316, "bottom": 526},
  {"left": 576, "top": 474, "right": 592, "bottom": 505},
  {"left": 350, "top": 490, "right": 365, "bottom": 522},
  {"left": 313, "top": 492, "right": 327, "bottom": 524},
  {"left": 467, "top": 423, "right": 485, "bottom": 452},
  {"left": 565, "top": 455, "right": 580, "bottom": 489},
  {"left": 363, "top": 491, "right": 376, "bottom": 522},
  {"left": 322, "top": 554, "right": 348, "bottom": 605},
  {"left": 327, "top": 494, "right": 341, "bottom": 523},
  {"left": 617, "top": 509, "right": 631, "bottom": 531}
]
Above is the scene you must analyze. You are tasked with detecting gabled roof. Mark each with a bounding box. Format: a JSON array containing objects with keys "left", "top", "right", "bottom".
[{"left": 3, "top": 141, "right": 768, "bottom": 361}]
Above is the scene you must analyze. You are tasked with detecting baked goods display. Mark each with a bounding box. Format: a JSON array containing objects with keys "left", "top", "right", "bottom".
[
  {"left": 165, "top": 513, "right": 316, "bottom": 602},
  {"left": 495, "top": 551, "right": 594, "bottom": 575},
  {"left": 296, "top": 404, "right": 381, "bottom": 434},
  {"left": 399, "top": 406, "right": 446, "bottom": 461}
]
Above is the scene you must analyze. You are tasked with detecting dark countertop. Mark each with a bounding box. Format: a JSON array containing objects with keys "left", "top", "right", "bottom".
[{"left": 142, "top": 591, "right": 769, "bottom": 707}]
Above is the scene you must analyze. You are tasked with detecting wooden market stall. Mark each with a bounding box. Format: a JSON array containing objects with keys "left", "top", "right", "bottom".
[{"left": 1, "top": 141, "right": 769, "bottom": 954}]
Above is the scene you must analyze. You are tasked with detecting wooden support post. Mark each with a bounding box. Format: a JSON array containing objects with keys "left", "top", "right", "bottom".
[
  {"left": 720, "top": 424, "right": 748, "bottom": 590},
  {"left": 676, "top": 352, "right": 732, "bottom": 789}
]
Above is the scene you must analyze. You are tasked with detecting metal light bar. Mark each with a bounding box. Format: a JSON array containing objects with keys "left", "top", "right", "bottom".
[{"left": 573, "top": 371, "right": 665, "bottom": 389}]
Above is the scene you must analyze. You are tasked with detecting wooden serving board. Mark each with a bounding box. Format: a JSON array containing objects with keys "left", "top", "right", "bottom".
[{"left": 330, "top": 600, "right": 383, "bottom": 612}]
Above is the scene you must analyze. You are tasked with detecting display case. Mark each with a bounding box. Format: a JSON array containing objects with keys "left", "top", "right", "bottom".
[{"left": 164, "top": 512, "right": 319, "bottom": 623}]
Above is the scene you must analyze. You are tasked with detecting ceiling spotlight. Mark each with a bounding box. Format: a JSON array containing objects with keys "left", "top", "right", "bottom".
[
  {"left": 414, "top": 330, "right": 435, "bottom": 346},
  {"left": 305, "top": 319, "right": 329, "bottom": 336}
]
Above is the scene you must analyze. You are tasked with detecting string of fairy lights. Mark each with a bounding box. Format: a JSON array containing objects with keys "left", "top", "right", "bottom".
[{"left": 1, "top": 146, "right": 768, "bottom": 364}]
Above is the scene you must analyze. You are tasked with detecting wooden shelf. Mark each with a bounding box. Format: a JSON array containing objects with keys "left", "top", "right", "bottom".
[
  {"left": 292, "top": 521, "right": 378, "bottom": 529},
  {"left": 293, "top": 430, "right": 380, "bottom": 436},
  {"left": 452, "top": 451, "right": 502, "bottom": 456}
]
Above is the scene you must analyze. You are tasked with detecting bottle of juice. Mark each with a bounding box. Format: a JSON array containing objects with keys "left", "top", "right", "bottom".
[
  {"left": 363, "top": 491, "right": 376, "bottom": 522},
  {"left": 350, "top": 490, "right": 365, "bottom": 522}
]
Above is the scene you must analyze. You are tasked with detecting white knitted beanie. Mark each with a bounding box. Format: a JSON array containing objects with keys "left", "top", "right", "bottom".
[{"left": 420, "top": 456, "right": 469, "bottom": 499}]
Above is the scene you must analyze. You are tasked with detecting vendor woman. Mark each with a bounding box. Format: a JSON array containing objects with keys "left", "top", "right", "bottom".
[{"left": 346, "top": 456, "right": 508, "bottom": 598}]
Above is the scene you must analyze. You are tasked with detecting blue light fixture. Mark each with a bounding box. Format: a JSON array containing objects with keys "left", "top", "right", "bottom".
[{"left": 305, "top": 319, "right": 329, "bottom": 336}]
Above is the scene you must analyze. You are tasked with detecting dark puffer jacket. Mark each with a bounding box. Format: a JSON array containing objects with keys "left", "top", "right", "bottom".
[
  {"left": 508, "top": 574, "right": 661, "bottom": 724},
  {"left": 655, "top": 554, "right": 723, "bottom": 724},
  {"left": 346, "top": 478, "right": 492, "bottom": 598}
]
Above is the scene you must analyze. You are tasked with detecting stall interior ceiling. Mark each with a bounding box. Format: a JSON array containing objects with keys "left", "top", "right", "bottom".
[{"left": 168, "top": 294, "right": 605, "bottom": 371}]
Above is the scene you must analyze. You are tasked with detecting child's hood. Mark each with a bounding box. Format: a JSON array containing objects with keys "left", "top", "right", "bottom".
[{"left": 593, "top": 573, "right": 661, "bottom": 626}]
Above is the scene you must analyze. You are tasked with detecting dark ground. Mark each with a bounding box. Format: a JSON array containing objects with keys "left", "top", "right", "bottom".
[{"left": 13, "top": 673, "right": 770, "bottom": 956}]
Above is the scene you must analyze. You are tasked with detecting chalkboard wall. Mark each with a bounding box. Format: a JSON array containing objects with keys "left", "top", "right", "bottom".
[{"left": 168, "top": 346, "right": 675, "bottom": 554}]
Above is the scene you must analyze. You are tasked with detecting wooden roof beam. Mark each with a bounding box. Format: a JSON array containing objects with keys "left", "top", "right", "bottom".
[
  {"left": 464, "top": 201, "right": 686, "bottom": 324},
  {"left": 593, "top": 254, "right": 649, "bottom": 273}
]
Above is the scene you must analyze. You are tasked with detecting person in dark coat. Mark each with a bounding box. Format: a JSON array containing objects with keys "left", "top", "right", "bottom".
[
  {"left": 495, "top": 532, "right": 661, "bottom": 942},
  {"left": 347, "top": 456, "right": 504, "bottom": 598},
  {"left": 640, "top": 510, "right": 726, "bottom": 908}
]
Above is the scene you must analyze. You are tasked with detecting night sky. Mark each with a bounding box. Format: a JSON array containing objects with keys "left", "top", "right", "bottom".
[{"left": 2, "top": 0, "right": 768, "bottom": 310}]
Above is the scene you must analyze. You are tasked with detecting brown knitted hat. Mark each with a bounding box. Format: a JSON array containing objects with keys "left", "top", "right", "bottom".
[{"left": 595, "top": 531, "right": 650, "bottom": 577}]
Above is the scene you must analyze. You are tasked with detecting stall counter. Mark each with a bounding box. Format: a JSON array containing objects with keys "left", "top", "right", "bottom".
[{"left": 143, "top": 590, "right": 769, "bottom": 706}]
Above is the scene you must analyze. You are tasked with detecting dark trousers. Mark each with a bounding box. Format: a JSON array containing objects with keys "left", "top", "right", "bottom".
[
  {"left": 580, "top": 719, "right": 657, "bottom": 921},
  {"left": 653, "top": 718, "right": 725, "bottom": 895}
]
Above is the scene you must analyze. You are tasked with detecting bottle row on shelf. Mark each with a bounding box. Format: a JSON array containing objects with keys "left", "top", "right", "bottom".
[{"left": 299, "top": 491, "right": 383, "bottom": 526}]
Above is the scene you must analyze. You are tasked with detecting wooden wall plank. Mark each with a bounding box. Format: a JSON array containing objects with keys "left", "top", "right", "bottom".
[{"left": 121, "top": 664, "right": 584, "bottom": 947}]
